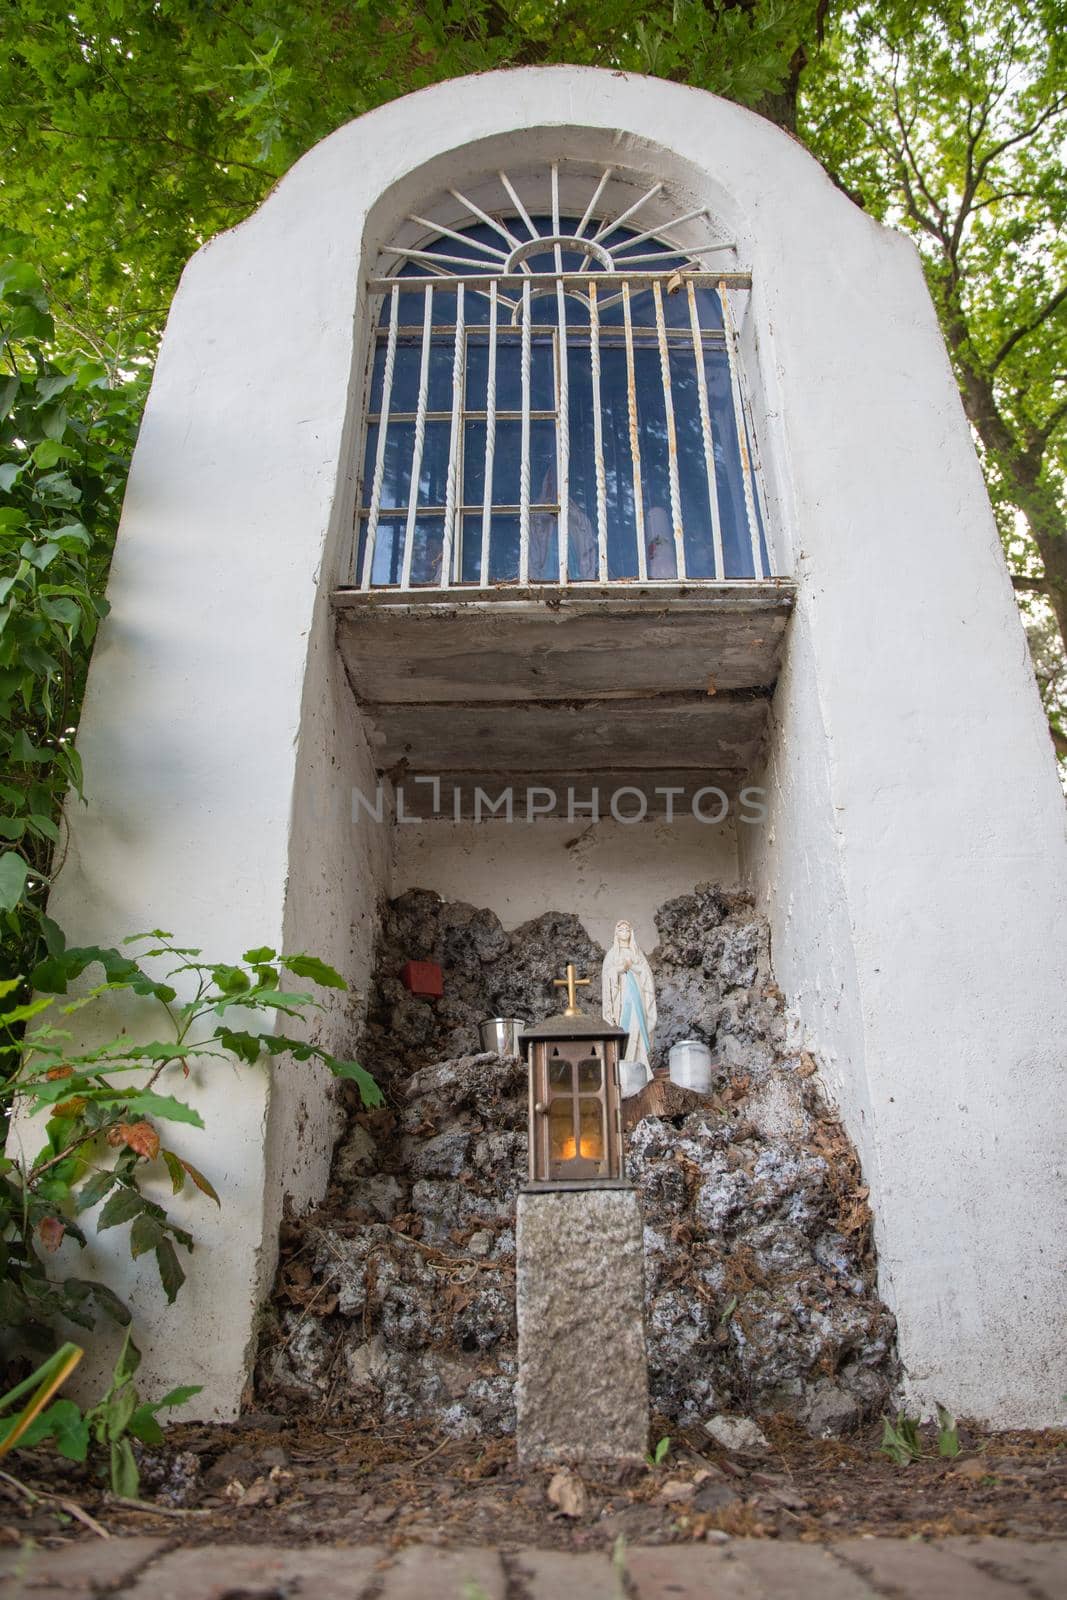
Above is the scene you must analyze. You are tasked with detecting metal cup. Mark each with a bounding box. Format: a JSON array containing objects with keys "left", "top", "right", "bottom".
[
  {"left": 479, "top": 1017, "right": 527, "bottom": 1056},
  {"left": 668, "top": 1038, "right": 713, "bottom": 1093}
]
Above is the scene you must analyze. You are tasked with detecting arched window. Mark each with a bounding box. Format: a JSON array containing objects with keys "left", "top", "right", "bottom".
[{"left": 353, "top": 167, "right": 770, "bottom": 589}]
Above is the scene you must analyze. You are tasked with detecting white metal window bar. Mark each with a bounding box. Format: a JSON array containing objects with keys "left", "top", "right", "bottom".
[{"left": 351, "top": 166, "right": 771, "bottom": 591}]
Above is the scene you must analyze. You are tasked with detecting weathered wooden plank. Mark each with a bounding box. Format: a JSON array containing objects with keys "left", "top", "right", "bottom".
[
  {"left": 334, "top": 587, "right": 793, "bottom": 704},
  {"left": 366, "top": 694, "right": 769, "bottom": 772},
  {"left": 334, "top": 580, "right": 791, "bottom": 611},
  {"left": 623, "top": 1075, "right": 711, "bottom": 1131}
]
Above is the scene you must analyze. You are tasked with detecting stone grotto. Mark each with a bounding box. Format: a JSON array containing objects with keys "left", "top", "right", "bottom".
[{"left": 257, "top": 884, "right": 899, "bottom": 1441}]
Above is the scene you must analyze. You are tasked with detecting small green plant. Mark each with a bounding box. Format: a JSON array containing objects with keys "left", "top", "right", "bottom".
[
  {"left": 0, "top": 1340, "right": 83, "bottom": 1460},
  {"left": 0, "top": 1331, "right": 198, "bottom": 1496},
  {"left": 1, "top": 931, "right": 379, "bottom": 1359},
  {"left": 880, "top": 1403, "right": 960, "bottom": 1465},
  {"left": 935, "top": 1403, "right": 960, "bottom": 1458},
  {"left": 646, "top": 1434, "right": 671, "bottom": 1468},
  {"left": 880, "top": 1411, "right": 923, "bottom": 1464}
]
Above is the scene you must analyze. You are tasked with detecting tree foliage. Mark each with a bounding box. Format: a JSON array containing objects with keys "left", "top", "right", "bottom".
[
  {"left": 0, "top": 261, "right": 145, "bottom": 981},
  {"left": 802, "top": 0, "right": 1067, "bottom": 756},
  {"left": 0, "top": 1, "right": 830, "bottom": 369}
]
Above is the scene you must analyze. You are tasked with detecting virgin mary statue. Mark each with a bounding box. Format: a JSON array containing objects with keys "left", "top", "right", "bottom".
[{"left": 602, "top": 920, "right": 657, "bottom": 1079}]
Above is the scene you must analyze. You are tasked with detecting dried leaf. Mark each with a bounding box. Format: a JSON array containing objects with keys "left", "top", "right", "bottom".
[
  {"left": 119, "top": 1121, "right": 160, "bottom": 1161},
  {"left": 37, "top": 1216, "right": 65, "bottom": 1252},
  {"left": 179, "top": 1158, "right": 220, "bottom": 1205},
  {"left": 547, "top": 1468, "right": 587, "bottom": 1518},
  {"left": 657, "top": 1477, "right": 697, "bottom": 1503},
  {"left": 45, "top": 1065, "right": 73, "bottom": 1081},
  {"left": 53, "top": 1096, "right": 87, "bottom": 1118}
]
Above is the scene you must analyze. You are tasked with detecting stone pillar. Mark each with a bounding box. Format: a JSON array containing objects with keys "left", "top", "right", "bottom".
[{"left": 516, "top": 1187, "right": 648, "bottom": 1470}]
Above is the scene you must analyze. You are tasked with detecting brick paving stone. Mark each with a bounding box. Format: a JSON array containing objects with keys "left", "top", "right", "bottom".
[
  {"left": 834, "top": 1537, "right": 1033, "bottom": 1599},
  {"left": 3, "top": 1536, "right": 1063, "bottom": 1599},
  {"left": 937, "top": 1538, "right": 1067, "bottom": 1599},
  {"left": 728, "top": 1540, "right": 878, "bottom": 1597},
  {"left": 512, "top": 1547, "right": 620, "bottom": 1598},
  {"left": 0, "top": 1536, "right": 165, "bottom": 1599},
  {"left": 626, "top": 1544, "right": 764, "bottom": 1598},
  {"left": 122, "top": 1542, "right": 384, "bottom": 1599},
  {"left": 378, "top": 1545, "right": 506, "bottom": 1600}
]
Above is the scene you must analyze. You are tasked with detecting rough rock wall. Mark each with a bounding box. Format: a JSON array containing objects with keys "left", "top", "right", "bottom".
[{"left": 257, "top": 886, "right": 898, "bottom": 1439}]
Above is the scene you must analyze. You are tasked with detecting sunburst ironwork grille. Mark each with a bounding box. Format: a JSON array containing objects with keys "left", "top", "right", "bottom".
[{"left": 350, "top": 166, "right": 771, "bottom": 589}]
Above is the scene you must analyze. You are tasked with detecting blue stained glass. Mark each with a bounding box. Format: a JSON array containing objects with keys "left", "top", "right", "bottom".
[
  {"left": 704, "top": 347, "right": 754, "bottom": 578},
  {"left": 668, "top": 344, "right": 716, "bottom": 579},
  {"left": 360, "top": 516, "right": 446, "bottom": 586},
  {"left": 363, "top": 213, "right": 766, "bottom": 584},
  {"left": 462, "top": 418, "right": 556, "bottom": 509},
  {"left": 464, "top": 332, "right": 555, "bottom": 414},
  {"left": 460, "top": 512, "right": 522, "bottom": 583}
]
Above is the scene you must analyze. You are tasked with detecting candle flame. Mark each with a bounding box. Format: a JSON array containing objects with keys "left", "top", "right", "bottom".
[{"left": 559, "top": 1136, "right": 602, "bottom": 1161}]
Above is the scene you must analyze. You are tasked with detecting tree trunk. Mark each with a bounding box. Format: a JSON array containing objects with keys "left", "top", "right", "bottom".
[
  {"left": 942, "top": 307, "right": 1067, "bottom": 652},
  {"left": 753, "top": 43, "right": 807, "bottom": 134},
  {"left": 1011, "top": 480, "right": 1067, "bottom": 649}
]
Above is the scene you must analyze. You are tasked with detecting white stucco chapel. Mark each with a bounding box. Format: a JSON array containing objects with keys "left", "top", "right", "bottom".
[{"left": 49, "top": 68, "right": 1067, "bottom": 1427}]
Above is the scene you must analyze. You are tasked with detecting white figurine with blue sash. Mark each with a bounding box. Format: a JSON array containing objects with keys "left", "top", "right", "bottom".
[{"left": 602, "top": 919, "right": 657, "bottom": 1087}]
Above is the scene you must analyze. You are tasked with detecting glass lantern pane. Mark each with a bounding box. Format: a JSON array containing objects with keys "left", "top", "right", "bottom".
[
  {"left": 578, "top": 1100, "right": 604, "bottom": 1163},
  {"left": 548, "top": 1056, "right": 573, "bottom": 1091},
  {"left": 549, "top": 1098, "right": 575, "bottom": 1163},
  {"left": 577, "top": 1055, "right": 602, "bottom": 1092}
]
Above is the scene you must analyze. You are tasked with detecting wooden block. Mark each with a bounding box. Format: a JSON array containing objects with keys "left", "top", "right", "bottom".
[
  {"left": 623, "top": 1074, "right": 711, "bottom": 1131},
  {"left": 400, "top": 959, "right": 443, "bottom": 997}
]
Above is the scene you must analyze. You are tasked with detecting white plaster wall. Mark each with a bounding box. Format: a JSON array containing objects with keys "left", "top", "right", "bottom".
[
  {"left": 392, "top": 816, "right": 739, "bottom": 954},
  {"left": 261, "top": 544, "right": 393, "bottom": 1345},
  {"left": 40, "top": 65, "right": 1067, "bottom": 1423},
  {"left": 737, "top": 220, "right": 1067, "bottom": 1424}
]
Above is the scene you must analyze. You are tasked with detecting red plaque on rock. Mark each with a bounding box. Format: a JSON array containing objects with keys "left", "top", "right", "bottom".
[{"left": 401, "top": 960, "right": 443, "bottom": 998}]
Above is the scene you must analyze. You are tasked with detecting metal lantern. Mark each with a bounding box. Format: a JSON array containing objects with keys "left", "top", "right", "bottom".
[{"left": 520, "top": 965, "right": 627, "bottom": 1187}]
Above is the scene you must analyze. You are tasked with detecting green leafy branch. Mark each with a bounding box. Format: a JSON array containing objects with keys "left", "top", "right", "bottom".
[
  {"left": 0, "top": 1331, "right": 200, "bottom": 1498},
  {"left": 1, "top": 930, "right": 378, "bottom": 1353},
  {"left": 0, "top": 257, "right": 145, "bottom": 982}
]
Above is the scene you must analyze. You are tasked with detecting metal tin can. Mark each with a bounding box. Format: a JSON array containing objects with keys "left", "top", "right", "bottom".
[
  {"left": 479, "top": 1017, "right": 527, "bottom": 1056},
  {"left": 668, "top": 1038, "right": 713, "bottom": 1093}
]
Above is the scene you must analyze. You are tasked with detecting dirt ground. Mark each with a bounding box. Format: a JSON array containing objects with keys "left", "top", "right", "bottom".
[{"left": 3, "top": 1412, "right": 1065, "bottom": 1553}]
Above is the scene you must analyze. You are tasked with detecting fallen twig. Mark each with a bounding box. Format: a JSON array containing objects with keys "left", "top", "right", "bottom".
[
  {"left": 386, "top": 1228, "right": 515, "bottom": 1273},
  {"left": 404, "top": 1437, "right": 458, "bottom": 1472},
  {"left": 0, "top": 1468, "right": 110, "bottom": 1539},
  {"left": 55, "top": 1497, "right": 111, "bottom": 1539},
  {"left": 0, "top": 1468, "right": 39, "bottom": 1505},
  {"left": 105, "top": 1495, "right": 214, "bottom": 1519}
]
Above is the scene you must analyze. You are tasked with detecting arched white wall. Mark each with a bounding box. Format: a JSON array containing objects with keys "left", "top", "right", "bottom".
[{"left": 39, "top": 67, "right": 1066, "bottom": 1423}]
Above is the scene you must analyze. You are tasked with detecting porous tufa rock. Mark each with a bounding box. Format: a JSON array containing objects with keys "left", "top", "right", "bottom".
[
  {"left": 803, "top": 1380, "right": 863, "bottom": 1437},
  {"left": 704, "top": 1415, "right": 770, "bottom": 1453},
  {"left": 258, "top": 885, "right": 899, "bottom": 1438}
]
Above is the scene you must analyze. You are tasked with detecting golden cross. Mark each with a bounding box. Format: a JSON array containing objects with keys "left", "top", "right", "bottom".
[{"left": 554, "top": 963, "right": 590, "bottom": 1018}]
